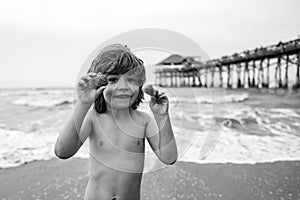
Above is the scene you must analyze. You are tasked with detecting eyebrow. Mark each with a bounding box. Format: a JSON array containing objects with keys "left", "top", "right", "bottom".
[
  {"left": 107, "top": 73, "right": 140, "bottom": 80},
  {"left": 107, "top": 74, "right": 119, "bottom": 78},
  {"left": 127, "top": 76, "right": 139, "bottom": 80}
]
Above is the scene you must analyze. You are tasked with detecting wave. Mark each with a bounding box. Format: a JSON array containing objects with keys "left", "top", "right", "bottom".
[
  {"left": 167, "top": 93, "right": 248, "bottom": 104},
  {"left": 0, "top": 127, "right": 89, "bottom": 169},
  {"left": 0, "top": 128, "right": 55, "bottom": 169},
  {"left": 174, "top": 123, "right": 300, "bottom": 164},
  {"left": 13, "top": 97, "right": 74, "bottom": 108},
  {"left": 219, "top": 107, "right": 300, "bottom": 137},
  {"left": 2, "top": 88, "right": 74, "bottom": 108},
  {"left": 0, "top": 88, "right": 74, "bottom": 97}
]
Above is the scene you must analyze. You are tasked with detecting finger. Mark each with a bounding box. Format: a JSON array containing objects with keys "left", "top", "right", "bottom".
[
  {"left": 81, "top": 74, "right": 91, "bottom": 81},
  {"left": 78, "top": 79, "right": 87, "bottom": 87},
  {"left": 159, "top": 96, "right": 169, "bottom": 104},
  {"left": 160, "top": 95, "right": 168, "bottom": 99},
  {"left": 158, "top": 92, "right": 165, "bottom": 97},
  {"left": 158, "top": 94, "right": 168, "bottom": 100},
  {"left": 87, "top": 72, "right": 97, "bottom": 77},
  {"left": 82, "top": 72, "right": 97, "bottom": 81}
]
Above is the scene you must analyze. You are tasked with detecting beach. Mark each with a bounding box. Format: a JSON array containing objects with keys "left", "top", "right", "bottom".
[
  {"left": 1, "top": 87, "right": 300, "bottom": 199},
  {"left": 1, "top": 158, "right": 299, "bottom": 200}
]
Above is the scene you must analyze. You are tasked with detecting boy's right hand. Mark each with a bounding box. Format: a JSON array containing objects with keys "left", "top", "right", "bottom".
[{"left": 77, "top": 72, "right": 107, "bottom": 104}]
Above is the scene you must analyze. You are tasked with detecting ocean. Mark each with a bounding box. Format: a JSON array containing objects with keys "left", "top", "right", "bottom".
[{"left": 0, "top": 87, "right": 300, "bottom": 169}]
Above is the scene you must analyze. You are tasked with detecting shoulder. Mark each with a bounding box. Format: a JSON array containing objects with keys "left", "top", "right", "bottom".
[
  {"left": 86, "top": 108, "right": 104, "bottom": 122},
  {"left": 132, "top": 110, "right": 151, "bottom": 125}
]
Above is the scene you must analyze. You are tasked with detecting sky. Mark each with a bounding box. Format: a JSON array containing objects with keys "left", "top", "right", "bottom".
[{"left": 0, "top": 0, "right": 299, "bottom": 88}]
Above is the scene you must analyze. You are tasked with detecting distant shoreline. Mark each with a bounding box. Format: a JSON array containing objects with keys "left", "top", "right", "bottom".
[{"left": 0, "top": 86, "right": 74, "bottom": 90}]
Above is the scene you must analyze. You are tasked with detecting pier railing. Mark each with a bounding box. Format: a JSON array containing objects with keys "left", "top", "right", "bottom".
[{"left": 155, "top": 38, "right": 300, "bottom": 89}]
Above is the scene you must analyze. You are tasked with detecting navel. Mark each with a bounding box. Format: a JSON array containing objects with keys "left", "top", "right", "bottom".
[
  {"left": 99, "top": 140, "right": 104, "bottom": 146},
  {"left": 137, "top": 140, "right": 140, "bottom": 146},
  {"left": 111, "top": 196, "right": 118, "bottom": 200}
]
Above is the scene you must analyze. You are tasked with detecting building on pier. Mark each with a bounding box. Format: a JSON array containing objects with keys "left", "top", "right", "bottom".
[{"left": 155, "top": 54, "right": 204, "bottom": 87}]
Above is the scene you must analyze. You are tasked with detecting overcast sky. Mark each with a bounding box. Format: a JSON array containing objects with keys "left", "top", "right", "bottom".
[{"left": 0, "top": 0, "right": 299, "bottom": 88}]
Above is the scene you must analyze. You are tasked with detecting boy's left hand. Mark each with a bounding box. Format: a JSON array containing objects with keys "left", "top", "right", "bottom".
[{"left": 149, "top": 91, "right": 169, "bottom": 116}]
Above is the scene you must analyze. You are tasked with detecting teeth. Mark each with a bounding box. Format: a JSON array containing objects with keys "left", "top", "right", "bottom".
[{"left": 117, "top": 95, "right": 130, "bottom": 98}]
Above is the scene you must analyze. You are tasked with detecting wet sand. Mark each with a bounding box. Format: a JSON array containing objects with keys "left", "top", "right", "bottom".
[{"left": 0, "top": 158, "right": 299, "bottom": 200}]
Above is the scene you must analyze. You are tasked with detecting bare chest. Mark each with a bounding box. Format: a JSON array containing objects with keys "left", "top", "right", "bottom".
[{"left": 90, "top": 114, "right": 146, "bottom": 154}]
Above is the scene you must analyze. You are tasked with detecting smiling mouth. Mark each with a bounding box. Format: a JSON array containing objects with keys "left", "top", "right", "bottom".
[{"left": 115, "top": 95, "right": 131, "bottom": 99}]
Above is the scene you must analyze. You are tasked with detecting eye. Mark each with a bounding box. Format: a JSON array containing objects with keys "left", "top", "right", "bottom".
[
  {"left": 108, "top": 77, "right": 118, "bottom": 83},
  {"left": 127, "top": 77, "right": 138, "bottom": 84}
]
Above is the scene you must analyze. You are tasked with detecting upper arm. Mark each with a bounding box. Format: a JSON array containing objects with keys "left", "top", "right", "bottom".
[
  {"left": 145, "top": 113, "right": 160, "bottom": 152},
  {"left": 55, "top": 108, "right": 94, "bottom": 159},
  {"left": 145, "top": 112, "right": 178, "bottom": 165},
  {"left": 75, "top": 109, "right": 93, "bottom": 149}
]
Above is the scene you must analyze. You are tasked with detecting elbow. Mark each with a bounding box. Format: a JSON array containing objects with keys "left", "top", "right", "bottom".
[
  {"left": 162, "top": 153, "right": 178, "bottom": 165},
  {"left": 169, "top": 153, "right": 178, "bottom": 165},
  {"left": 54, "top": 143, "right": 72, "bottom": 160},
  {"left": 166, "top": 158, "right": 177, "bottom": 165},
  {"left": 163, "top": 157, "right": 177, "bottom": 165},
  {"left": 159, "top": 146, "right": 178, "bottom": 165},
  {"left": 167, "top": 148, "right": 178, "bottom": 165},
  {"left": 54, "top": 149, "right": 69, "bottom": 160}
]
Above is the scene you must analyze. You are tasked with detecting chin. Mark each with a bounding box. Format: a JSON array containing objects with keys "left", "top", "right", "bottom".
[
  {"left": 111, "top": 101, "right": 133, "bottom": 110},
  {"left": 112, "top": 105, "right": 131, "bottom": 110}
]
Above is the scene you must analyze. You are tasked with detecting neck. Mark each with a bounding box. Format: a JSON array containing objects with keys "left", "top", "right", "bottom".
[{"left": 106, "top": 105, "right": 133, "bottom": 119}]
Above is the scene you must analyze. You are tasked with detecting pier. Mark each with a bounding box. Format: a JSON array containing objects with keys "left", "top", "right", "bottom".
[{"left": 154, "top": 38, "right": 300, "bottom": 89}]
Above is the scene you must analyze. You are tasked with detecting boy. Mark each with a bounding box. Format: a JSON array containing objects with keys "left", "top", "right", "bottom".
[{"left": 54, "top": 44, "right": 178, "bottom": 200}]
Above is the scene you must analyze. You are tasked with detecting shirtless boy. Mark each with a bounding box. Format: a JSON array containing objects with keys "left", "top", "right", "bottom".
[{"left": 54, "top": 44, "right": 178, "bottom": 200}]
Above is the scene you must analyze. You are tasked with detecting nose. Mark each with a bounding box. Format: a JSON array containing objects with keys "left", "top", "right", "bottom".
[{"left": 116, "top": 76, "right": 129, "bottom": 90}]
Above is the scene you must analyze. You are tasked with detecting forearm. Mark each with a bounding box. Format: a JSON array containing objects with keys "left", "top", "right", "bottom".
[
  {"left": 54, "top": 101, "right": 91, "bottom": 158},
  {"left": 154, "top": 114, "right": 178, "bottom": 164}
]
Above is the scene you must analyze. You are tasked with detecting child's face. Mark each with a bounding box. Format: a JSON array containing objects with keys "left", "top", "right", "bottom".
[{"left": 103, "top": 72, "right": 141, "bottom": 110}]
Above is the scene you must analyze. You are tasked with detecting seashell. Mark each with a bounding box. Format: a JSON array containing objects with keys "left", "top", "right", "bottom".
[
  {"left": 143, "top": 84, "right": 155, "bottom": 96},
  {"left": 143, "top": 84, "right": 163, "bottom": 104},
  {"left": 91, "top": 73, "right": 108, "bottom": 87}
]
